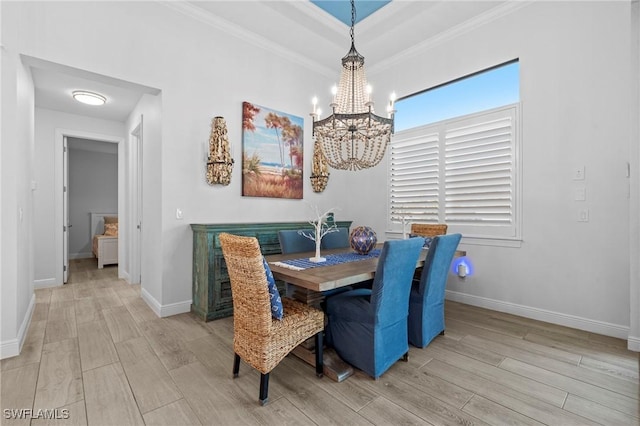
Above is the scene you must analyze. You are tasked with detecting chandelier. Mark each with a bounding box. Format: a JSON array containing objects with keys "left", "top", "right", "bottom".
[{"left": 311, "top": 0, "right": 395, "bottom": 171}]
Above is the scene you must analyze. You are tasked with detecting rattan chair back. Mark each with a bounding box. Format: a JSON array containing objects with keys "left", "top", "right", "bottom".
[
  {"left": 219, "top": 232, "right": 325, "bottom": 405},
  {"left": 219, "top": 233, "right": 272, "bottom": 342},
  {"left": 410, "top": 223, "right": 448, "bottom": 237}
]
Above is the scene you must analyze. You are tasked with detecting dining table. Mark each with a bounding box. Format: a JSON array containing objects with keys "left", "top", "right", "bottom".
[{"left": 265, "top": 242, "right": 467, "bottom": 381}]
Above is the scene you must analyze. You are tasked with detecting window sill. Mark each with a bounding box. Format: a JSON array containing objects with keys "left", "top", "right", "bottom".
[{"left": 384, "top": 231, "right": 522, "bottom": 248}]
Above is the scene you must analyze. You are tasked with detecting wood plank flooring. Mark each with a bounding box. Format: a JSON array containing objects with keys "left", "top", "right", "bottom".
[{"left": 1, "top": 258, "right": 638, "bottom": 425}]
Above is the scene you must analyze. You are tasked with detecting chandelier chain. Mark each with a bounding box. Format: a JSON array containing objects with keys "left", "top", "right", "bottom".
[{"left": 350, "top": 0, "right": 356, "bottom": 45}]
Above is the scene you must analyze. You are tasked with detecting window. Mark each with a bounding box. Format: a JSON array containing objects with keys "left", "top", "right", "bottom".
[
  {"left": 388, "top": 61, "right": 521, "bottom": 241},
  {"left": 389, "top": 104, "right": 520, "bottom": 240},
  {"left": 395, "top": 61, "right": 520, "bottom": 132}
]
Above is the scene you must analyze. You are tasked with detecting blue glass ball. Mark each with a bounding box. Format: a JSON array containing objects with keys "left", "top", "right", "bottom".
[{"left": 349, "top": 226, "right": 378, "bottom": 254}]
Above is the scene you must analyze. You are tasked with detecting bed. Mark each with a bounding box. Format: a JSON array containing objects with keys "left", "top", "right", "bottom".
[{"left": 91, "top": 212, "right": 118, "bottom": 269}]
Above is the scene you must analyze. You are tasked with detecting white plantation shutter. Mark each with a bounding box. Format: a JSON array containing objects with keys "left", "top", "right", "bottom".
[
  {"left": 388, "top": 104, "right": 519, "bottom": 239},
  {"left": 389, "top": 132, "right": 440, "bottom": 223}
]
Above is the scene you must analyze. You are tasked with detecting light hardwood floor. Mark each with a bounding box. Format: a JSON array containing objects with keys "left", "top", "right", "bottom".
[{"left": 1, "top": 258, "right": 638, "bottom": 425}]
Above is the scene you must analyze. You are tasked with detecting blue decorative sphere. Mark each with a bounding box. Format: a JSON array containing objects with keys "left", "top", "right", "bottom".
[{"left": 349, "top": 226, "right": 377, "bottom": 254}]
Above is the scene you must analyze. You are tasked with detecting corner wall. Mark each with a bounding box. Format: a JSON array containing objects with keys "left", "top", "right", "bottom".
[
  {"left": 4, "top": 1, "right": 341, "bottom": 316},
  {"left": 0, "top": 45, "right": 35, "bottom": 358},
  {"left": 368, "top": 1, "right": 635, "bottom": 339}
]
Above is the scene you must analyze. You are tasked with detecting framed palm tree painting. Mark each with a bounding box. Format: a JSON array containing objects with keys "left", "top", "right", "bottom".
[{"left": 241, "top": 101, "right": 304, "bottom": 199}]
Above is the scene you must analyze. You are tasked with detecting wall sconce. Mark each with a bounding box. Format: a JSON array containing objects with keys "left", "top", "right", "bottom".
[
  {"left": 310, "top": 139, "right": 330, "bottom": 193},
  {"left": 206, "top": 116, "right": 234, "bottom": 186}
]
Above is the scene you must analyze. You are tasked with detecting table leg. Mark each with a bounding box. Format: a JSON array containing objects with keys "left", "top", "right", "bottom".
[
  {"left": 289, "top": 289, "right": 355, "bottom": 382},
  {"left": 292, "top": 345, "right": 354, "bottom": 382}
]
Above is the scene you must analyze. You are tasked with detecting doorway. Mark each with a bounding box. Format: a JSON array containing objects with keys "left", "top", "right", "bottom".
[
  {"left": 56, "top": 129, "right": 124, "bottom": 284},
  {"left": 65, "top": 137, "right": 119, "bottom": 282}
]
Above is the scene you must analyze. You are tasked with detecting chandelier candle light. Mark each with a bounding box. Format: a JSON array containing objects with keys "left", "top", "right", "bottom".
[{"left": 310, "top": 0, "right": 395, "bottom": 171}]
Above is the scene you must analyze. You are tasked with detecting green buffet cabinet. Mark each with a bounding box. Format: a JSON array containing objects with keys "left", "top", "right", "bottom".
[{"left": 190, "top": 221, "right": 352, "bottom": 321}]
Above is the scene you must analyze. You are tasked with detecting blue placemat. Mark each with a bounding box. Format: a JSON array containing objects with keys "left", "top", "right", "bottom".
[{"left": 275, "top": 249, "right": 381, "bottom": 270}]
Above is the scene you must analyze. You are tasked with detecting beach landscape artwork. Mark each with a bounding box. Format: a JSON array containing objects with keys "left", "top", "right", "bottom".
[{"left": 241, "top": 101, "right": 304, "bottom": 199}]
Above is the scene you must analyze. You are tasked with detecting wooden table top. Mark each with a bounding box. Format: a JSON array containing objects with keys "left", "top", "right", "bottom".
[{"left": 266, "top": 245, "right": 466, "bottom": 293}]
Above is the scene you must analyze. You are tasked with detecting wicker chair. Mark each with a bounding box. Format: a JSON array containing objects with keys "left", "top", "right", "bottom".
[
  {"left": 219, "top": 233, "right": 325, "bottom": 406},
  {"left": 410, "top": 223, "right": 448, "bottom": 237}
]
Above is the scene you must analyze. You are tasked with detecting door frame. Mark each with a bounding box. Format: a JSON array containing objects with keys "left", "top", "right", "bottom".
[
  {"left": 54, "top": 129, "right": 125, "bottom": 285},
  {"left": 129, "top": 118, "right": 143, "bottom": 284}
]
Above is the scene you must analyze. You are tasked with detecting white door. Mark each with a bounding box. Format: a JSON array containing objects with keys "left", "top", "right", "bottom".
[{"left": 63, "top": 136, "right": 69, "bottom": 283}]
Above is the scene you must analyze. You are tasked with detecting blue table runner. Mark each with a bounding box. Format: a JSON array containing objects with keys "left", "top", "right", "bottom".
[{"left": 272, "top": 249, "right": 381, "bottom": 270}]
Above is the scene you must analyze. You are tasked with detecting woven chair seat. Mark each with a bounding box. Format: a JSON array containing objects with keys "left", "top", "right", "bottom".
[{"left": 235, "top": 297, "right": 324, "bottom": 374}]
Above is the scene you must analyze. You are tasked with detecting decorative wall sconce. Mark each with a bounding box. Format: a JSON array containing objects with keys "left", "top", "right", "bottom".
[
  {"left": 206, "top": 116, "right": 234, "bottom": 186},
  {"left": 310, "top": 139, "right": 330, "bottom": 193}
]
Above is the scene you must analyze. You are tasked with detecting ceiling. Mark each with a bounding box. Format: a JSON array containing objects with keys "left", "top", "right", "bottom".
[
  {"left": 28, "top": 1, "right": 509, "bottom": 124},
  {"left": 310, "top": 1, "right": 392, "bottom": 25}
]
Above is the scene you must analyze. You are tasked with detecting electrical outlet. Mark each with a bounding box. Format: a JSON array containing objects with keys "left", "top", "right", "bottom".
[
  {"left": 574, "top": 187, "right": 586, "bottom": 201},
  {"left": 578, "top": 208, "right": 589, "bottom": 222}
]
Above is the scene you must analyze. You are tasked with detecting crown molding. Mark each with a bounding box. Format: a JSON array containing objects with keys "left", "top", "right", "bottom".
[
  {"left": 368, "top": 0, "right": 534, "bottom": 75},
  {"left": 287, "top": 0, "right": 347, "bottom": 35},
  {"left": 161, "top": 0, "right": 335, "bottom": 78}
]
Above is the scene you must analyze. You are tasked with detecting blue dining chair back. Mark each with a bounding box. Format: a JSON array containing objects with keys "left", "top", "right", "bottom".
[
  {"left": 326, "top": 237, "right": 424, "bottom": 379},
  {"left": 408, "top": 233, "right": 462, "bottom": 348},
  {"left": 321, "top": 228, "right": 350, "bottom": 250},
  {"left": 277, "top": 230, "right": 315, "bottom": 254}
]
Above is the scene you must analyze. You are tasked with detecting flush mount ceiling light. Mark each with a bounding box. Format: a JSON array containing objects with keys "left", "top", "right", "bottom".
[
  {"left": 72, "top": 90, "right": 106, "bottom": 106},
  {"left": 310, "top": 0, "right": 395, "bottom": 171}
]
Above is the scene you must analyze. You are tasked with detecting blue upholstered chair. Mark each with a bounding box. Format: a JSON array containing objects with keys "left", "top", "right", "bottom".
[
  {"left": 326, "top": 238, "right": 424, "bottom": 379},
  {"left": 321, "top": 228, "right": 350, "bottom": 250},
  {"left": 408, "top": 233, "right": 462, "bottom": 348},
  {"left": 277, "top": 230, "right": 315, "bottom": 254}
]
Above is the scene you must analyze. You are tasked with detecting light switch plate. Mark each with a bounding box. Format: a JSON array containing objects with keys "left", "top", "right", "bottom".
[
  {"left": 573, "top": 166, "right": 585, "bottom": 180},
  {"left": 574, "top": 187, "right": 586, "bottom": 201}
]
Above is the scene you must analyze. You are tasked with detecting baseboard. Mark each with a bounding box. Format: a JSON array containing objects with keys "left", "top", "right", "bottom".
[
  {"left": 34, "top": 278, "right": 60, "bottom": 289},
  {"left": 69, "top": 252, "right": 92, "bottom": 260},
  {"left": 140, "top": 288, "right": 191, "bottom": 318},
  {"left": 445, "top": 290, "right": 630, "bottom": 340},
  {"left": 628, "top": 336, "right": 640, "bottom": 352},
  {"left": 0, "top": 293, "right": 35, "bottom": 360}
]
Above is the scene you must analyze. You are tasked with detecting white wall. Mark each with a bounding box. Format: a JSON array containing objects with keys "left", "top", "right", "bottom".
[
  {"left": 125, "top": 93, "right": 163, "bottom": 310},
  {"left": 2, "top": 1, "right": 638, "bottom": 356},
  {"left": 629, "top": 0, "right": 640, "bottom": 350},
  {"left": 5, "top": 1, "right": 342, "bottom": 316},
  {"left": 33, "top": 108, "right": 125, "bottom": 286},
  {"left": 68, "top": 146, "right": 118, "bottom": 258},
  {"left": 0, "top": 48, "right": 35, "bottom": 357},
  {"left": 369, "top": 1, "right": 636, "bottom": 339}
]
